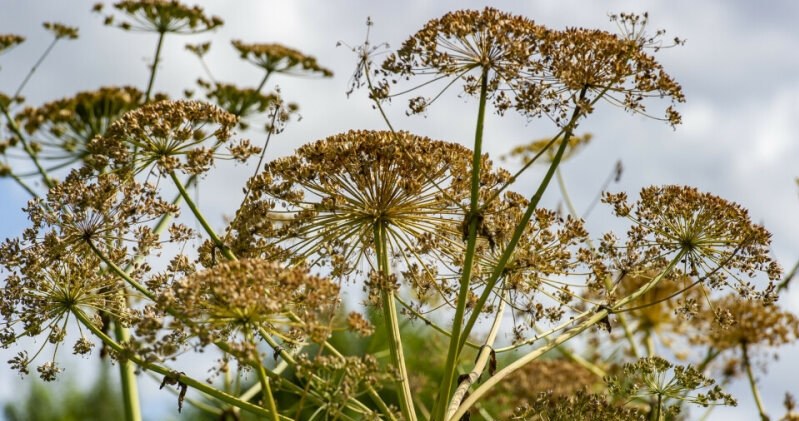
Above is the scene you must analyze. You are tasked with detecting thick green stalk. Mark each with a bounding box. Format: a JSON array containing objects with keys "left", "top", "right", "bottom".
[
  {"left": 144, "top": 31, "right": 166, "bottom": 103},
  {"left": 457, "top": 103, "right": 583, "bottom": 354},
  {"left": 113, "top": 322, "right": 143, "bottom": 421},
  {"left": 72, "top": 309, "right": 289, "bottom": 420},
  {"left": 374, "top": 222, "right": 417, "bottom": 421},
  {"left": 169, "top": 171, "right": 236, "bottom": 260},
  {"left": 256, "top": 364, "right": 280, "bottom": 421},
  {"left": 742, "top": 343, "right": 769, "bottom": 421},
  {"left": 433, "top": 67, "right": 489, "bottom": 421}
]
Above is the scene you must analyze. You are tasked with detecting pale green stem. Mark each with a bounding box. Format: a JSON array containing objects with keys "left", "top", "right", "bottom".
[
  {"left": 87, "top": 240, "right": 155, "bottom": 301},
  {"left": 645, "top": 330, "right": 655, "bottom": 357},
  {"left": 144, "top": 31, "right": 166, "bottom": 103},
  {"left": 444, "top": 297, "right": 506, "bottom": 420},
  {"left": 169, "top": 171, "right": 236, "bottom": 260},
  {"left": 374, "top": 222, "right": 417, "bottom": 421},
  {"left": 433, "top": 67, "right": 489, "bottom": 421},
  {"left": 448, "top": 251, "right": 685, "bottom": 420},
  {"left": 6, "top": 171, "right": 39, "bottom": 198},
  {"left": 72, "top": 309, "right": 289, "bottom": 420},
  {"left": 14, "top": 38, "right": 58, "bottom": 98},
  {"left": 114, "top": 322, "right": 142, "bottom": 421},
  {"left": 256, "top": 363, "right": 280, "bottom": 421},
  {"left": 655, "top": 393, "right": 663, "bottom": 421},
  {"left": 742, "top": 343, "right": 769, "bottom": 421}
]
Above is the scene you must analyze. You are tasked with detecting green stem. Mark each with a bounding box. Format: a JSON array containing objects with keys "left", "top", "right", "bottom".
[
  {"left": 457, "top": 95, "right": 586, "bottom": 355},
  {"left": 113, "top": 321, "right": 143, "bottom": 421},
  {"left": 6, "top": 171, "right": 39, "bottom": 198},
  {"left": 72, "top": 309, "right": 289, "bottom": 420},
  {"left": 742, "top": 343, "right": 769, "bottom": 421},
  {"left": 169, "top": 171, "right": 236, "bottom": 260},
  {"left": 655, "top": 393, "right": 663, "bottom": 421},
  {"left": 374, "top": 222, "right": 417, "bottom": 421},
  {"left": 433, "top": 67, "right": 489, "bottom": 421},
  {"left": 144, "top": 31, "right": 166, "bottom": 103},
  {"left": 14, "top": 38, "right": 58, "bottom": 98}
]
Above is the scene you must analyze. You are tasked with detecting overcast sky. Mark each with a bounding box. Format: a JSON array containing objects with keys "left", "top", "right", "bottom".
[{"left": 1, "top": 1, "right": 798, "bottom": 420}]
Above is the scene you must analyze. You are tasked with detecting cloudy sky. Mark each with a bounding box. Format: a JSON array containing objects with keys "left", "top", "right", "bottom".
[{"left": 1, "top": 1, "right": 798, "bottom": 419}]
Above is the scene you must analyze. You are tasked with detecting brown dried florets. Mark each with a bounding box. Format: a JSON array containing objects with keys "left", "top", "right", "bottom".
[
  {"left": 13, "top": 86, "right": 150, "bottom": 168},
  {"left": 382, "top": 8, "right": 683, "bottom": 126},
  {"left": 197, "top": 80, "right": 297, "bottom": 132},
  {"left": 159, "top": 258, "right": 340, "bottom": 356},
  {"left": 231, "top": 40, "right": 333, "bottom": 77},
  {"left": 694, "top": 295, "right": 799, "bottom": 351},
  {"left": 226, "top": 130, "right": 501, "bottom": 298},
  {"left": 0, "top": 34, "right": 26, "bottom": 53},
  {"left": 42, "top": 22, "right": 79, "bottom": 39},
  {"left": 100, "top": 0, "right": 223, "bottom": 34},
  {"left": 488, "top": 359, "right": 599, "bottom": 418},
  {"left": 0, "top": 254, "right": 123, "bottom": 381},
  {"left": 382, "top": 7, "right": 547, "bottom": 115},
  {"left": 602, "top": 185, "right": 780, "bottom": 302},
  {"left": 90, "top": 99, "right": 253, "bottom": 175},
  {"left": 15, "top": 168, "right": 178, "bottom": 264}
]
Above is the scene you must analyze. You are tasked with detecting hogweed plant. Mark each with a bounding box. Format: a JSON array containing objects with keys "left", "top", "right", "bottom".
[{"left": 1, "top": 4, "right": 797, "bottom": 421}]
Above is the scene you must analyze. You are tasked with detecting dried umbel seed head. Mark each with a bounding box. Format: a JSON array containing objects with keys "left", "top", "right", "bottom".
[
  {"left": 226, "top": 130, "right": 501, "bottom": 302},
  {"left": 488, "top": 359, "right": 598, "bottom": 418},
  {"left": 197, "top": 81, "right": 297, "bottom": 132},
  {"left": 606, "top": 356, "right": 737, "bottom": 410},
  {"left": 231, "top": 40, "right": 333, "bottom": 77},
  {"left": 17, "top": 168, "right": 178, "bottom": 263},
  {"left": 42, "top": 22, "right": 79, "bottom": 39},
  {"left": 511, "top": 390, "right": 647, "bottom": 421},
  {"left": 0, "top": 34, "right": 26, "bottom": 54},
  {"left": 382, "top": 7, "right": 548, "bottom": 115},
  {"left": 692, "top": 295, "right": 799, "bottom": 351},
  {"left": 101, "top": 0, "right": 223, "bottom": 34},
  {"left": 0, "top": 254, "right": 124, "bottom": 381},
  {"left": 13, "top": 86, "right": 149, "bottom": 167},
  {"left": 602, "top": 185, "right": 781, "bottom": 302},
  {"left": 90, "top": 100, "right": 254, "bottom": 175},
  {"left": 159, "top": 258, "right": 340, "bottom": 356}
]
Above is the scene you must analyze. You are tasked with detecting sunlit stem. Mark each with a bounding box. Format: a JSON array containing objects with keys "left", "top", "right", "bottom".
[
  {"left": 87, "top": 240, "right": 156, "bottom": 301},
  {"left": 433, "top": 67, "right": 489, "bottom": 421},
  {"left": 72, "top": 309, "right": 289, "bottom": 420},
  {"left": 742, "top": 343, "right": 769, "bottom": 421},
  {"left": 655, "top": 393, "right": 663, "bottom": 421},
  {"left": 144, "top": 31, "right": 166, "bottom": 103},
  {"left": 114, "top": 321, "right": 142, "bottom": 421},
  {"left": 445, "top": 297, "right": 506, "bottom": 419},
  {"left": 448, "top": 250, "right": 685, "bottom": 420},
  {"left": 0, "top": 103, "right": 54, "bottom": 188},
  {"left": 374, "top": 222, "right": 417, "bottom": 421},
  {"left": 169, "top": 171, "right": 236, "bottom": 261},
  {"left": 256, "top": 363, "right": 279, "bottom": 421}
]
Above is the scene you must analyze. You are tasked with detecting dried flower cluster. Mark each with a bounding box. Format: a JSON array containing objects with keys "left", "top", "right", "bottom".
[
  {"left": 381, "top": 7, "right": 684, "bottom": 125},
  {"left": 96, "top": 0, "right": 222, "bottom": 34},
  {"left": 0, "top": 5, "right": 794, "bottom": 421}
]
